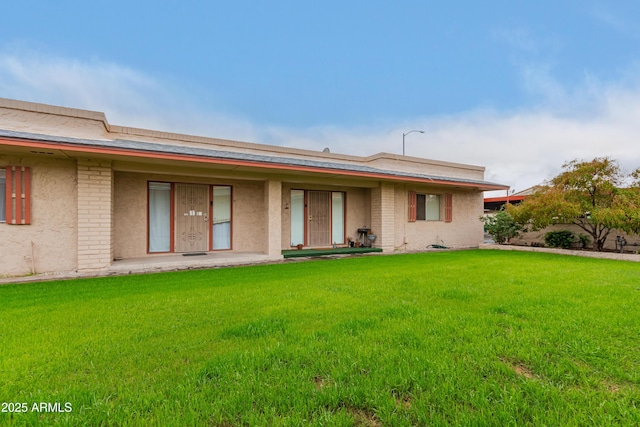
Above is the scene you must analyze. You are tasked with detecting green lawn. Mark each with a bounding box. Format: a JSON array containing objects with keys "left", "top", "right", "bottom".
[{"left": 1, "top": 250, "right": 638, "bottom": 426}]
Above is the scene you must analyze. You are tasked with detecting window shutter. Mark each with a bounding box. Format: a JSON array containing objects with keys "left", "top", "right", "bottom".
[
  {"left": 6, "top": 166, "right": 31, "bottom": 225},
  {"left": 444, "top": 193, "right": 452, "bottom": 223},
  {"left": 408, "top": 191, "right": 417, "bottom": 222}
]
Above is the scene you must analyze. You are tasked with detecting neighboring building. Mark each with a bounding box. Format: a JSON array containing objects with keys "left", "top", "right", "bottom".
[
  {"left": 483, "top": 187, "right": 535, "bottom": 213},
  {"left": 1, "top": 98, "right": 507, "bottom": 277}
]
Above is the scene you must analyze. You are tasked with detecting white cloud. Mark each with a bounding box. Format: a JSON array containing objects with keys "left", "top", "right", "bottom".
[
  {"left": 0, "top": 47, "right": 260, "bottom": 142},
  {"left": 2, "top": 48, "right": 640, "bottom": 199}
]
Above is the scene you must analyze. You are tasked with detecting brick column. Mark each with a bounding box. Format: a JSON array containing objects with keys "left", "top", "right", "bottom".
[
  {"left": 264, "top": 180, "right": 283, "bottom": 258},
  {"left": 77, "top": 160, "right": 113, "bottom": 271},
  {"left": 370, "top": 182, "right": 395, "bottom": 252}
]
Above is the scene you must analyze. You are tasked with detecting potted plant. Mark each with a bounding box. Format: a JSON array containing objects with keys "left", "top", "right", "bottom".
[{"left": 296, "top": 243, "right": 303, "bottom": 250}]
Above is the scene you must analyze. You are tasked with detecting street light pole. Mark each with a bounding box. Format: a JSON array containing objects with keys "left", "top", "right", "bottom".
[{"left": 402, "top": 130, "right": 425, "bottom": 156}]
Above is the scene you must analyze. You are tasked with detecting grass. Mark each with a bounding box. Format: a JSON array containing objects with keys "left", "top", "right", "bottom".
[{"left": 0, "top": 250, "right": 638, "bottom": 426}]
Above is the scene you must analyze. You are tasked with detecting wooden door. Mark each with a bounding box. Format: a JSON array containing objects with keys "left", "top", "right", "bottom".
[
  {"left": 175, "top": 184, "right": 209, "bottom": 252},
  {"left": 307, "top": 191, "right": 331, "bottom": 246}
]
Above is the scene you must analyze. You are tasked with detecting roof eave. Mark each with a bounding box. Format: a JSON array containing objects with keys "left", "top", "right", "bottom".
[{"left": 0, "top": 132, "right": 509, "bottom": 191}]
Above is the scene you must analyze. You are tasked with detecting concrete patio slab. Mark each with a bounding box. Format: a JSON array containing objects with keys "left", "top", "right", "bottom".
[{"left": 1, "top": 252, "right": 283, "bottom": 285}]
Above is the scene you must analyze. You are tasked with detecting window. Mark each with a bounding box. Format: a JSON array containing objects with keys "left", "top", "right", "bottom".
[
  {"left": 417, "top": 194, "right": 440, "bottom": 221},
  {"left": 212, "top": 186, "right": 231, "bottom": 250},
  {"left": 331, "top": 192, "right": 345, "bottom": 244},
  {"left": 148, "top": 182, "right": 171, "bottom": 252},
  {"left": 290, "top": 190, "right": 305, "bottom": 246},
  {"left": 408, "top": 192, "right": 452, "bottom": 223}
]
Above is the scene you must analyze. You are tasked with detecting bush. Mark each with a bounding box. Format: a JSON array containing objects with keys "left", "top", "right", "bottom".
[
  {"left": 578, "top": 234, "right": 591, "bottom": 248},
  {"left": 481, "top": 211, "right": 521, "bottom": 244},
  {"left": 544, "top": 230, "right": 575, "bottom": 249}
]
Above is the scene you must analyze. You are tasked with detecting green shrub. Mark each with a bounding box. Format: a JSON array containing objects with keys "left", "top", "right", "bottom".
[
  {"left": 480, "top": 210, "right": 521, "bottom": 244},
  {"left": 545, "top": 230, "right": 575, "bottom": 249},
  {"left": 578, "top": 233, "right": 591, "bottom": 248}
]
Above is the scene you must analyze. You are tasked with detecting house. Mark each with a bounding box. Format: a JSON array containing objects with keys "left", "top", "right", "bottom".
[{"left": 1, "top": 98, "right": 508, "bottom": 277}]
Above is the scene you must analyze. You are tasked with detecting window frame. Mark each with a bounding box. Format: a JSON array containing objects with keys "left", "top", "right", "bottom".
[
  {"left": 290, "top": 189, "right": 346, "bottom": 247},
  {"left": 147, "top": 181, "right": 233, "bottom": 254},
  {"left": 416, "top": 193, "right": 441, "bottom": 221},
  {"left": 408, "top": 191, "right": 452, "bottom": 223}
]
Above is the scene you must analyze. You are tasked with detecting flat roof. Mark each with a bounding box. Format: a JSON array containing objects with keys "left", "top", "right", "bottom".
[{"left": 0, "top": 128, "right": 508, "bottom": 191}]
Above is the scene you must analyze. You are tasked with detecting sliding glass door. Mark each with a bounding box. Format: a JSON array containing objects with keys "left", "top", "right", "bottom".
[
  {"left": 290, "top": 190, "right": 345, "bottom": 247},
  {"left": 148, "top": 182, "right": 232, "bottom": 253}
]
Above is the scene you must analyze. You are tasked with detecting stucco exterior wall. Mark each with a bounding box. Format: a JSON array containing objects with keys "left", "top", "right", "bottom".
[
  {"left": 394, "top": 186, "right": 484, "bottom": 251},
  {"left": 0, "top": 103, "right": 108, "bottom": 140},
  {"left": 232, "top": 181, "right": 267, "bottom": 252},
  {"left": 366, "top": 155, "right": 485, "bottom": 181},
  {"left": 0, "top": 155, "right": 77, "bottom": 276},
  {"left": 113, "top": 172, "right": 268, "bottom": 258},
  {"left": 346, "top": 188, "right": 370, "bottom": 241},
  {"left": 113, "top": 172, "right": 147, "bottom": 259}
]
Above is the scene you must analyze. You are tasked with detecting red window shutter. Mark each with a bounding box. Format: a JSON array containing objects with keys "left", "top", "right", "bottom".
[
  {"left": 6, "top": 166, "right": 31, "bottom": 225},
  {"left": 4, "top": 166, "right": 11, "bottom": 223},
  {"left": 444, "top": 193, "right": 452, "bottom": 223},
  {"left": 408, "top": 191, "right": 417, "bottom": 222}
]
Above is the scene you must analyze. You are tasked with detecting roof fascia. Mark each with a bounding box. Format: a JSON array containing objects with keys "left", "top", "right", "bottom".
[{"left": 0, "top": 135, "right": 509, "bottom": 191}]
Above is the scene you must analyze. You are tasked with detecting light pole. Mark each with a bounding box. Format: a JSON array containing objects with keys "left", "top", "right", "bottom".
[{"left": 402, "top": 130, "right": 425, "bottom": 156}]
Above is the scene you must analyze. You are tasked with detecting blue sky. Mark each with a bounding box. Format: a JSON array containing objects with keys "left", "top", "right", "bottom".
[{"left": 2, "top": 1, "right": 640, "bottom": 194}]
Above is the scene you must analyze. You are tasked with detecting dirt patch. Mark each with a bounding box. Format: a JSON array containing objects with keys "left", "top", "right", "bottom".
[
  {"left": 394, "top": 395, "right": 412, "bottom": 409},
  {"left": 602, "top": 380, "right": 630, "bottom": 394},
  {"left": 391, "top": 389, "right": 413, "bottom": 409},
  {"left": 513, "top": 364, "right": 535, "bottom": 379},
  {"left": 348, "top": 407, "right": 382, "bottom": 427},
  {"left": 313, "top": 375, "right": 333, "bottom": 390},
  {"left": 501, "top": 357, "right": 536, "bottom": 379}
]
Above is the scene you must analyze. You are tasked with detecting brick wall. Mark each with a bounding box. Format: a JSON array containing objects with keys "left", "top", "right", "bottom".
[
  {"left": 77, "top": 160, "right": 113, "bottom": 271},
  {"left": 370, "top": 182, "right": 395, "bottom": 252}
]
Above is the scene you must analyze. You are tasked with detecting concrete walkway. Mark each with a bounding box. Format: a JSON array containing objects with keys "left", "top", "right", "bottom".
[
  {"left": 479, "top": 243, "right": 640, "bottom": 262},
  {"left": 1, "top": 252, "right": 283, "bottom": 285}
]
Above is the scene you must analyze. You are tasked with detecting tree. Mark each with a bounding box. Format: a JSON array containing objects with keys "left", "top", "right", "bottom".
[
  {"left": 509, "top": 158, "right": 640, "bottom": 251},
  {"left": 481, "top": 210, "right": 521, "bottom": 244}
]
